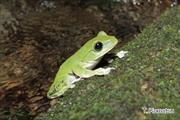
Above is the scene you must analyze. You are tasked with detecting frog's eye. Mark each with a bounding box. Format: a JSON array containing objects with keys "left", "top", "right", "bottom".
[{"left": 94, "top": 42, "right": 103, "bottom": 51}]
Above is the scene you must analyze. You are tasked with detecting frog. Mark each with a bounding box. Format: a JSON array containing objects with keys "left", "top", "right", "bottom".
[{"left": 47, "top": 31, "right": 118, "bottom": 99}]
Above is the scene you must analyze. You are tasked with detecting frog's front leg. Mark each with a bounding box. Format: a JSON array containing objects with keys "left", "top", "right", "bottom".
[
  {"left": 72, "top": 64, "right": 114, "bottom": 78},
  {"left": 94, "top": 67, "right": 115, "bottom": 75}
]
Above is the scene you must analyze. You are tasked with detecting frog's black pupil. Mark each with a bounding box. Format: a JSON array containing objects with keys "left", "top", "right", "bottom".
[{"left": 95, "top": 42, "right": 103, "bottom": 51}]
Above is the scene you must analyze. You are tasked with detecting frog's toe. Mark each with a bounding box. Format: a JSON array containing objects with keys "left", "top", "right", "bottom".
[
  {"left": 70, "top": 84, "right": 75, "bottom": 88},
  {"left": 103, "top": 67, "right": 115, "bottom": 75}
]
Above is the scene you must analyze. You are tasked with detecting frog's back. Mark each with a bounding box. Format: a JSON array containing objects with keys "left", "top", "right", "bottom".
[{"left": 59, "top": 55, "right": 78, "bottom": 75}]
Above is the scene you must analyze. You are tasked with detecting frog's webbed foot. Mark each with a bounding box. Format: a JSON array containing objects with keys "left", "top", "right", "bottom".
[
  {"left": 116, "top": 50, "right": 128, "bottom": 58},
  {"left": 70, "top": 84, "right": 75, "bottom": 88}
]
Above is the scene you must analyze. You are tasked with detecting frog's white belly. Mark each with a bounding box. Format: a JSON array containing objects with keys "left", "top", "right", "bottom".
[{"left": 84, "top": 59, "right": 101, "bottom": 69}]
